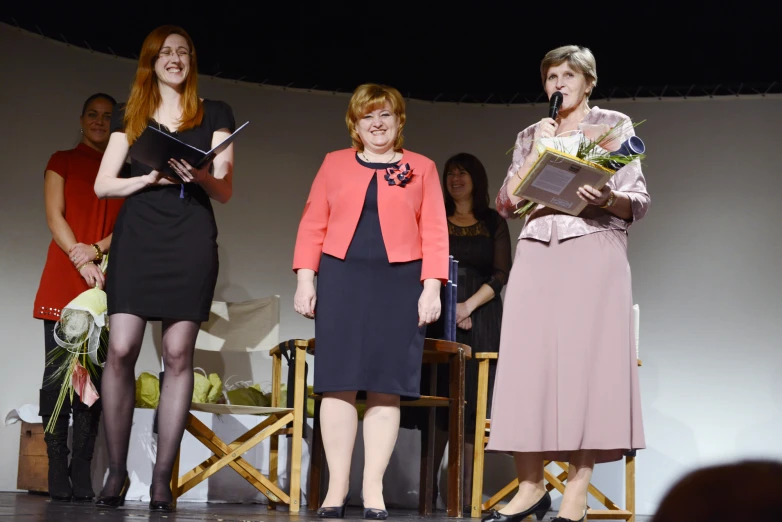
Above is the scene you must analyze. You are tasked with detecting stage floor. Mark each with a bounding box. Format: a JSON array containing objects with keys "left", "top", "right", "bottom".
[{"left": 1, "top": 493, "right": 654, "bottom": 521}]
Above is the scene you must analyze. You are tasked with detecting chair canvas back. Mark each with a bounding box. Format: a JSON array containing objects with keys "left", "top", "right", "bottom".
[{"left": 195, "top": 295, "right": 281, "bottom": 353}]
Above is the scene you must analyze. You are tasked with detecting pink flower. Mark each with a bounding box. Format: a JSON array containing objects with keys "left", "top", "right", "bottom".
[{"left": 72, "top": 360, "right": 100, "bottom": 407}]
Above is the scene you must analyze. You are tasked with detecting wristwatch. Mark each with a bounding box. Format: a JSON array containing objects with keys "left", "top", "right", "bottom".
[
  {"left": 600, "top": 191, "right": 616, "bottom": 209},
  {"left": 91, "top": 243, "right": 104, "bottom": 262}
]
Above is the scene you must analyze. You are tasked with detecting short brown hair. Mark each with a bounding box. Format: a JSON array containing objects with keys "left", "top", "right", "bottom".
[
  {"left": 540, "top": 45, "right": 598, "bottom": 97},
  {"left": 346, "top": 84, "right": 406, "bottom": 151}
]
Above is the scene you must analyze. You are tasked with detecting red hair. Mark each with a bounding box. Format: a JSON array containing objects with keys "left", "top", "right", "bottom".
[{"left": 123, "top": 25, "right": 203, "bottom": 144}]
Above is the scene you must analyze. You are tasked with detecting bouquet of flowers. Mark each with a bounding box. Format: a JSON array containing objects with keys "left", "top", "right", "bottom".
[
  {"left": 44, "top": 256, "right": 109, "bottom": 434},
  {"left": 513, "top": 119, "right": 647, "bottom": 219}
]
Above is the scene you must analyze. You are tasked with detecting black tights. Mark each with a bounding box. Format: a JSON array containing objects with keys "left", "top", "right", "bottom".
[{"left": 99, "top": 313, "right": 198, "bottom": 502}]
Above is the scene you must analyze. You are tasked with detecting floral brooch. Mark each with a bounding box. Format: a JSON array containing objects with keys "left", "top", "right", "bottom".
[{"left": 384, "top": 163, "right": 413, "bottom": 187}]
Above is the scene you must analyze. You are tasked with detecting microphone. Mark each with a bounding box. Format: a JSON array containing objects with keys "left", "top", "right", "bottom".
[{"left": 548, "top": 91, "right": 563, "bottom": 120}]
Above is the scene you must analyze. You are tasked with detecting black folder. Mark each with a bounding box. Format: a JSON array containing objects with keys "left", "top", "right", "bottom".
[{"left": 130, "top": 121, "right": 249, "bottom": 176}]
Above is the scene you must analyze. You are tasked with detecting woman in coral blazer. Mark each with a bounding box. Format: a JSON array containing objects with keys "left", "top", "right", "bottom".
[{"left": 293, "top": 83, "right": 448, "bottom": 520}]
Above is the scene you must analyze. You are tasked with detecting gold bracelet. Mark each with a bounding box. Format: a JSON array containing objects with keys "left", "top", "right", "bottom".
[
  {"left": 600, "top": 190, "right": 616, "bottom": 208},
  {"left": 77, "top": 262, "right": 91, "bottom": 271},
  {"left": 91, "top": 243, "right": 104, "bottom": 261}
]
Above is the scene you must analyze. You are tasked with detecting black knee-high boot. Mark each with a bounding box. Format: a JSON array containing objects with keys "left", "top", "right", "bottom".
[
  {"left": 39, "top": 388, "right": 72, "bottom": 502},
  {"left": 71, "top": 396, "right": 101, "bottom": 502}
]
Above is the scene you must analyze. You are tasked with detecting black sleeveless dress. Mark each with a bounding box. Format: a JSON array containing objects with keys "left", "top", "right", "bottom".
[
  {"left": 313, "top": 156, "right": 426, "bottom": 400},
  {"left": 106, "top": 100, "right": 235, "bottom": 322}
]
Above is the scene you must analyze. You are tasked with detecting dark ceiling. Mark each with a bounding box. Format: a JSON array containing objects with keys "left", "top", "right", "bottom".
[{"left": 4, "top": 2, "right": 779, "bottom": 103}]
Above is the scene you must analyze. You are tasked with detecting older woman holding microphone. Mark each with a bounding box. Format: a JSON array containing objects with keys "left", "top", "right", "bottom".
[
  {"left": 484, "top": 46, "right": 649, "bottom": 522},
  {"left": 293, "top": 83, "right": 449, "bottom": 520}
]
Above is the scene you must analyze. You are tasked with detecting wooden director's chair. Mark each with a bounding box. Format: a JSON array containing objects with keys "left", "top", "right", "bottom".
[
  {"left": 165, "top": 296, "right": 307, "bottom": 512},
  {"left": 470, "top": 305, "right": 643, "bottom": 521}
]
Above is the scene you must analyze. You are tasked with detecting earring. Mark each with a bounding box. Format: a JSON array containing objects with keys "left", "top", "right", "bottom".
[{"left": 80, "top": 128, "right": 83, "bottom": 133}]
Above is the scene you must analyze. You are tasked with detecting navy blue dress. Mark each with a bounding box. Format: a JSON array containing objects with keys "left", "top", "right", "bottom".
[{"left": 313, "top": 156, "right": 425, "bottom": 400}]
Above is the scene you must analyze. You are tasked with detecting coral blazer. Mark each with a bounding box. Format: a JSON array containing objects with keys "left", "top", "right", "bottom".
[{"left": 293, "top": 148, "right": 449, "bottom": 283}]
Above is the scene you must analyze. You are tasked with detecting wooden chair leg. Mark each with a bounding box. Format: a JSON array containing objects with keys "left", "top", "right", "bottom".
[
  {"left": 268, "top": 433, "right": 279, "bottom": 511},
  {"left": 626, "top": 453, "right": 636, "bottom": 522},
  {"left": 288, "top": 344, "right": 307, "bottom": 513},
  {"left": 419, "top": 364, "right": 437, "bottom": 516},
  {"left": 308, "top": 398, "right": 324, "bottom": 511},
  {"left": 470, "top": 358, "right": 490, "bottom": 518},
  {"left": 447, "top": 348, "right": 466, "bottom": 518},
  {"left": 170, "top": 446, "right": 181, "bottom": 508},
  {"left": 269, "top": 349, "right": 282, "bottom": 510}
]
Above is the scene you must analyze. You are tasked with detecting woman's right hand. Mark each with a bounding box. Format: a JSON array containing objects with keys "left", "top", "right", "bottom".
[
  {"left": 79, "top": 263, "right": 105, "bottom": 289},
  {"left": 294, "top": 280, "right": 317, "bottom": 319},
  {"left": 144, "top": 169, "right": 175, "bottom": 186},
  {"left": 534, "top": 117, "right": 559, "bottom": 142},
  {"left": 520, "top": 118, "right": 559, "bottom": 169}
]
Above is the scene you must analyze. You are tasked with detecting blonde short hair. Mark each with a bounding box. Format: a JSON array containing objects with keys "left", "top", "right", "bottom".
[
  {"left": 346, "top": 84, "right": 406, "bottom": 151},
  {"left": 540, "top": 45, "right": 598, "bottom": 96}
]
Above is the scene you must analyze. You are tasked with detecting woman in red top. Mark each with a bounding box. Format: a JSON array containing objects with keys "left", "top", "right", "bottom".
[{"left": 33, "top": 92, "right": 124, "bottom": 502}]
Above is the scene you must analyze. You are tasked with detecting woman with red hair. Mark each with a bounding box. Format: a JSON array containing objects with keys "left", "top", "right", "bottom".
[{"left": 93, "top": 25, "right": 236, "bottom": 512}]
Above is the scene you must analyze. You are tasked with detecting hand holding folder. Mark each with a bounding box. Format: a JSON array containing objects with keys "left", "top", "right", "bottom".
[{"left": 129, "top": 121, "right": 249, "bottom": 179}]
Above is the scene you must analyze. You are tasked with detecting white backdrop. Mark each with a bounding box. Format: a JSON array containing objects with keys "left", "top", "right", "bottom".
[{"left": 1, "top": 23, "right": 781, "bottom": 515}]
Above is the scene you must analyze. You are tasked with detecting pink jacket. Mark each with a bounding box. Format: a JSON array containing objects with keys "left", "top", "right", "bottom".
[
  {"left": 293, "top": 148, "right": 449, "bottom": 283},
  {"left": 497, "top": 106, "right": 650, "bottom": 241}
]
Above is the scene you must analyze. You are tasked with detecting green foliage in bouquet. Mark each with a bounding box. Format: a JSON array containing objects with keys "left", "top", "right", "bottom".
[
  {"left": 44, "top": 321, "right": 107, "bottom": 433},
  {"left": 574, "top": 119, "right": 647, "bottom": 169},
  {"left": 510, "top": 119, "right": 646, "bottom": 219}
]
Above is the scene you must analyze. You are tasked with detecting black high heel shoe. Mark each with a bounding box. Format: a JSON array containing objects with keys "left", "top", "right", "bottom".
[
  {"left": 359, "top": 488, "right": 388, "bottom": 520},
  {"left": 317, "top": 494, "right": 350, "bottom": 518},
  {"left": 149, "top": 499, "right": 176, "bottom": 512},
  {"left": 149, "top": 483, "right": 176, "bottom": 513},
  {"left": 481, "top": 491, "right": 552, "bottom": 522},
  {"left": 94, "top": 474, "right": 130, "bottom": 508},
  {"left": 363, "top": 507, "right": 389, "bottom": 520}
]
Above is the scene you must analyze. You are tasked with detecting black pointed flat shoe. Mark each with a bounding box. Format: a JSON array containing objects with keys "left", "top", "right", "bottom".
[{"left": 481, "top": 491, "right": 552, "bottom": 522}]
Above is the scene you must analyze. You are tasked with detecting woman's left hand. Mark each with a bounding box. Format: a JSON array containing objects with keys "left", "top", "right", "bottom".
[
  {"left": 457, "top": 317, "right": 472, "bottom": 331},
  {"left": 69, "top": 243, "right": 97, "bottom": 267},
  {"left": 455, "top": 302, "right": 472, "bottom": 324},
  {"left": 168, "top": 159, "right": 209, "bottom": 183},
  {"left": 577, "top": 185, "right": 612, "bottom": 206},
  {"left": 418, "top": 286, "right": 441, "bottom": 327}
]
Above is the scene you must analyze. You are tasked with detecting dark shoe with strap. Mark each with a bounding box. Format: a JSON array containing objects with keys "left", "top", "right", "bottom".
[{"left": 481, "top": 491, "right": 552, "bottom": 522}]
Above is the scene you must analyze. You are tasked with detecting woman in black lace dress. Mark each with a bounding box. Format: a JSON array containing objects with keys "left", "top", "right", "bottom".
[{"left": 402, "top": 152, "right": 512, "bottom": 509}]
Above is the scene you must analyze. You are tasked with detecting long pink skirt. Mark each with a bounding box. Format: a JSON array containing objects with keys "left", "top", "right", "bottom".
[{"left": 486, "top": 227, "right": 645, "bottom": 463}]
